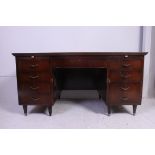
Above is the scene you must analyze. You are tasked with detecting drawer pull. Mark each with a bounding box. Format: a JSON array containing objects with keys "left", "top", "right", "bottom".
[
  {"left": 31, "top": 97, "right": 40, "bottom": 101},
  {"left": 50, "top": 78, "right": 53, "bottom": 83},
  {"left": 121, "top": 97, "right": 128, "bottom": 101},
  {"left": 122, "top": 64, "right": 131, "bottom": 67},
  {"left": 29, "top": 75, "right": 39, "bottom": 79},
  {"left": 120, "top": 74, "right": 130, "bottom": 78},
  {"left": 124, "top": 55, "right": 128, "bottom": 58},
  {"left": 30, "top": 64, "right": 39, "bottom": 67},
  {"left": 120, "top": 87, "right": 129, "bottom": 91},
  {"left": 107, "top": 79, "right": 111, "bottom": 83},
  {"left": 30, "top": 86, "right": 39, "bottom": 90}
]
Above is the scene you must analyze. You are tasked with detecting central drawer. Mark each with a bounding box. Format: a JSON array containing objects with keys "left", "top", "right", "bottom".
[{"left": 53, "top": 56, "right": 108, "bottom": 67}]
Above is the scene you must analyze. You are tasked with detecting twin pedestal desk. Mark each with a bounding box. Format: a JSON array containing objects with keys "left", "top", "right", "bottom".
[{"left": 12, "top": 52, "right": 147, "bottom": 116}]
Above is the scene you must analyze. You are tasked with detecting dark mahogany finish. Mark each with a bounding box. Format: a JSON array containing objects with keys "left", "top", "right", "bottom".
[{"left": 12, "top": 52, "right": 147, "bottom": 116}]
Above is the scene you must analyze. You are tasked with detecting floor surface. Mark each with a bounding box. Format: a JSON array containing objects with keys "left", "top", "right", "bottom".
[{"left": 0, "top": 88, "right": 155, "bottom": 129}]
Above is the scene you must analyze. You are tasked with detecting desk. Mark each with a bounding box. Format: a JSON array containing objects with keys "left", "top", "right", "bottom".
[{"left": 12, "top": 52, "right": 147, "bottom": 116}]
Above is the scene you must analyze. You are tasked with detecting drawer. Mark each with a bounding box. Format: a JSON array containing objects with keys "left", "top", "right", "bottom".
[
  {"left": 109, "top": 70, "right": 143, "bottom": 82},
  {"left": 19, "top": 93, "right": 52, "bottom": 105},
  {"left": 19, "top": 83, "right": 51, "bottom": 94},
  {"left": 18, "top": 73, "right": 51, "bottom": 82},
  {"left": 108, "top": 83, "right": 142, "bottom": 105},
  {"left": 121, "top": 59, "right": 143, "bottom": 71},
  {"left": 109, "top": 59, "right": 143, "bottom": 70},
  {"left": 17, "top": 56, "right": 50, "bottom": 73},
  {"left": 53, "top": 56, "right": 108, "bottom": 67}
]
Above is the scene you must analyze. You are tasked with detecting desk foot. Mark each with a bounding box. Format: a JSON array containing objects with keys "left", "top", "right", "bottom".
[
  {"left": 133, "top": 105, "right": 137, "bottom": 116},
  {"left": 108, "top": 105, "right": 111, "bottom": 116},
  {"left": 98, "top": 94, "right": 101, "bottom": 100},
  {"left": 23, "top": 105, "right": 27, "bottom": 116},
  {"left": 58, "top": 95, "right": 61, "bottom": 99},
  {"left": 48, "top": 106, "right": 52, "bottom": 116}
]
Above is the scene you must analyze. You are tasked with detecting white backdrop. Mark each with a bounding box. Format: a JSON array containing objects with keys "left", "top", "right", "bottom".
[{"left": 0, "top": 26, "right": 141, "bottom": 76}]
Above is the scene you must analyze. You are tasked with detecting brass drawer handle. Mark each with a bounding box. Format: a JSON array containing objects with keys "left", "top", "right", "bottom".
[
  {"left": 30, "top": 64, "right": 39, "bottom": 67},
  {"left": 120, "top": 73, "right": 130, "bottom": 78},
  {"left": 29, "top": 75, "right": 39, "bottom": 79},
  {"left": 31, "top": 97, "right": 40, "bottom": 101},
  {"left": 30, "top": 86, "right": 39, "bottom": 90},
  {"left": 120, "top": 87, "right": 129, "bottom": 91},
  {"left": 122, "top": 64, "right": 131, "bottom": 67},
  {"left": 121, "top": 97, "right": 128, "bottom": 101},
  {"left": 51, "top": 78, "right": 53, "bottom": 83}
]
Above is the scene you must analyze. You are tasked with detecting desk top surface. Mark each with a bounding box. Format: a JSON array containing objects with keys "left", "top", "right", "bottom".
[{"left": 12, "top": 52, "right": 148, "bottom": 57}]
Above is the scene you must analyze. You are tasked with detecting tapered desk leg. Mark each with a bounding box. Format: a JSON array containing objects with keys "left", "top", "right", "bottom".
[
  {"left": 58, "top": 94, "right": 61, "bottom": 99},
  {"left": 48, "top": 106, "right": 52, "bottom": 116},
  {"left": 108, "top": 105, "right": 111, "bottom": 116},
  {"left": 99, "top": 94, "right": 101, "bottom": 100},
  {"left": 133, "top": 105, "right": 137, "bottom": 116},
  {"left": 23, "top": 105, "right": 27, "bottom": 116}
]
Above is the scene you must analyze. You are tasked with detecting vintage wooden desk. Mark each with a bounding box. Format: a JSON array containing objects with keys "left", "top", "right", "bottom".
[{"left": 12, "top": 52, "right": 147, "bottom": 116}]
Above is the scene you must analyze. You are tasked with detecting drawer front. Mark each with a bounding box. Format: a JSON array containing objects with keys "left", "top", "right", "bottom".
[
  {"left": 19, "top": 83, "right": 51, "bottom": 94},
  {"left": 19, "top": 93, "right": 52, "bottom": 105},
  {"left": 108, "top": 83, "right": 142, "bottom": 105},
  {"left": 109, "top": 70, "right": 143, "bottom": 82},
  {"left": 17, "top": 56, "right": 50, "bottom": 73},
  {"left": 18, "top": 73, "right": 51, "bottom": 83},
  {"left": 109, "top": 58, "right": 143, "bottom": 71},
  {"left": 121, "top": 59, "right": 143, "bottom": 71},
  {"left": 53, "top": 56, "right": 108, "bottom": 67}
]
